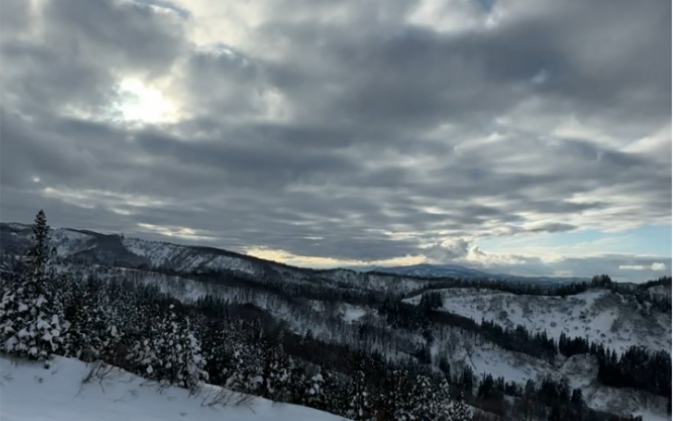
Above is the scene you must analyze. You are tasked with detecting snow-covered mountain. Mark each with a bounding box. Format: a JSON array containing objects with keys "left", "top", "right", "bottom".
[
  {"left": 0, "top": 223, "right": 454, "bottom": 294},
  {"left": 1, "top": 222, "right": 669, "bottom": 352},
  {"left": 0, "top": 223, "right": 583, "bottom": 293},
  {"left": 1, "top": 221, "right": 670, "bottom": 420},
  {"left": 368, "top": 263, "right": 585, "bottom": 285}
]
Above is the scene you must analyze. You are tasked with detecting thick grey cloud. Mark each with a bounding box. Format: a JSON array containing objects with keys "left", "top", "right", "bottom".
[{"left": 0, "top": 0, "right": 670, "bottom": 280}]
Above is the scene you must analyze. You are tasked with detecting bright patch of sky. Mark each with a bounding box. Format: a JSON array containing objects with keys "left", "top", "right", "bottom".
[{"left": 477, "top": 225, "right": 672, "bottom": 258}]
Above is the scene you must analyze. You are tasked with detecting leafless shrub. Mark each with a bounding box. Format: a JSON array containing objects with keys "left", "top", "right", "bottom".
[
  {"left": 78, "top": 361, "right": 117, "bottom": 396},
  {"left": 81, "top": 361, "right": 115, "bottom": 385},
  {"left": 199, "top": 386, "right": 254, "bottom": 408}
]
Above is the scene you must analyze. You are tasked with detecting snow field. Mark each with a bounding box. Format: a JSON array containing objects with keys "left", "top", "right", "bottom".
[{"left": 0, "top": 356, "right": 351, "bottom": 421}]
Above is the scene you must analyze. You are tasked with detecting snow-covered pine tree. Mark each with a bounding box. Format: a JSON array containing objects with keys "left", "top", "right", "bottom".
[
  {"left": 322, "top": 370, "right": 349, "bottom": 415},
  {"left": 99, "top": 280, "right": 145, "bottom": 369},
  {"left": 259, "top": 330, "right": 290, "bottom": 401},
  {"left": 450, "top": 391, "right": 473, "bottom": 421},
  {"left": 435, "top": 376, "right": 454, "bottom": 420},
  {"left": 378, "top": 368, "right": 413, "bottom": 421},
  {"left": 286, "top": 357, "right": 308, "bottom": 405},
  {"left": 304, "top": 370, "right": 326, "bottom": 409},
  {"left": 61, "top": 277, "right": 107, "bottom": 361},
  {"left": 224, "top": 323, "right": 263, "bottom": 394},
  {"left": 153, "top": 304, "right": 207, "bottom": 391},
  {"left": 409, "top": 373, "right": 440, "bottom": 421},
  {"left": 0, "top": 210, "right": 65, "bottom": 367},
  {"left": 347, "top": 352, "right": 373, "bottom": 421},
  {"left": 123, "top": 299, "right": 163, "bottom": 378},
  {"left": 26, "top": 210, "right": 50, "bottom": 281},
  {"left": 157, "top": 304, "right": 181, "bottom": 383},
  {"left": 180, "top": 322, "right": 208, "bottom": 391},
  {"left": 130, "top": 335, "right": 161, "bottom": 379},
  {"left": 201, "top": 318, "right": 234, "bottom": 386}
]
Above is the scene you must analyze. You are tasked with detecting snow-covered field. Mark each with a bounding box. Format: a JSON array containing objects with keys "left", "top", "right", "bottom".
[
  {"left": 0, "top": 356, "right": 350, "bottom": 421},
  {"left": 405, "top": 288, "right": 671, "bottom": 353}
]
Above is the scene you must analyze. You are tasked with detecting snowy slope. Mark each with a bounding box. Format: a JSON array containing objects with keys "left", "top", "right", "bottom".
[
  {"left": 0, "top": 225, "right": 93, "bottom": 257},
  {"left": 0, "top": 356, "right": 351, "bottom": 421},
  {"left": 318, "top": 269, "right": 436, "bottom": 295},
  {"left": 405, "top": 288, "right": 671, "bottom": 353},
  {"left": 122, "top": 237, "right": 261, "bottom": 276},
  {"left": 431, "top": 329, "right": 669, "bottom": 421},
  {"left": 646, "top": 284, "right": 672, "bottom": 300}
]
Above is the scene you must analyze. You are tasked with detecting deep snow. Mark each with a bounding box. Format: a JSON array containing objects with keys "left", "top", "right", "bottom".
[{"left": 0, "top": 356, "right": 351, "bottom": 421}]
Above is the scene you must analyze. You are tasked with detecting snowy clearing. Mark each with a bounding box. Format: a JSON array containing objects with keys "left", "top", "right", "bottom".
[{"left": 0, "top": 356, "right": 350, "bottom": 421}]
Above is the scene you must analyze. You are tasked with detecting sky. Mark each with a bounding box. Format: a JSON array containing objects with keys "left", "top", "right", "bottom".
[{"left": 0, "top": 0, "right": 671, "bottom": 282}]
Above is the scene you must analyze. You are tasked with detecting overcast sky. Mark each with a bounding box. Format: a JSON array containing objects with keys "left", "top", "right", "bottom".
[{"left": 1, "top": 0, "right": 671, "bottom": 281}]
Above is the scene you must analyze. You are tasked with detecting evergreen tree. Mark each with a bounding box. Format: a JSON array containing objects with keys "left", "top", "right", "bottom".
[
  {"left": 304, "top": 370, "right": 326, "bottom": 408},
  {"left": 460, "top": 365, "right": 474, "bottom": 393},
  {"left": 225, "top": 325, "right": 263, "bottom": 393},
  {"left": 201, "top": 318, "right": 234, "bottom": 386},
  {"left": 0, "top": 210, "right": 65, "bottom": 367},
  {"left": 322, "top": 370, "right": 349, "bottom": 416},
  {"left": 450, "top": 391, "right": 473, "bottom": 421},
  {"left": 571, "top": 388, "right": 584, "bottom": 406},
  {"left": 61, "top": 277, "right": 107, "bottom": 361},
  {"left": 435, "top": 377, "right": 454, "bottom": 420},
  {"left": 409, "top": 373, "right": 440, "bottom": 420},
  {"left": 347, "top": 352, "right": 373, "bottom": 421},
  {"left": 439, "top": 356, "right": 451, "bottom": 379},
  {"left": 258, "top": 330, "right": 290, "bottom": 400},
  {"left": 157, "top": 306, "right": 207, "bottom": 391},
  {"left": 26, "top": 210, "right": 50, "bottom": 281},
  {"left": 285, "top": 357, "right": 307, "bottom": 404},
  {"left": 378, "top": 368, "right": 414, "bottom": 421},
  {"left": 548, "top": 405, "right": 562, "bottom": 421}
]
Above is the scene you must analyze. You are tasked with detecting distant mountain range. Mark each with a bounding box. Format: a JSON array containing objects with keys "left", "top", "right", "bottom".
[
  {"left": 353, "top": 263, "right": 586, "bottom": 285},
  {"left": 1, "top": 222, "right": 581, "bottom": 286}
]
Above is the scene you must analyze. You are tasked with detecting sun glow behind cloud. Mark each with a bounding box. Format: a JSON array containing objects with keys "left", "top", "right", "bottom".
[
  {"left": 245, "top": 247, "right": 426, "bottom": 269},
  {"left": 114, "top": 78, "right": 179, "bottom": 124}
]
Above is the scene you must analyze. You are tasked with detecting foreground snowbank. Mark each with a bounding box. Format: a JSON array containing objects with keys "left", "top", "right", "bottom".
[{"left": 0, "top": 356, "right": 350, "bottom": 421}]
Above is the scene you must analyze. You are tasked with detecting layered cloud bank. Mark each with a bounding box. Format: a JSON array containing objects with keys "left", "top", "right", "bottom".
[{"left": 1, "top": 0, "right": 670, "bottom": 281}]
